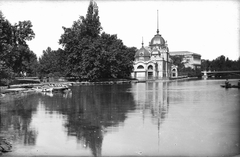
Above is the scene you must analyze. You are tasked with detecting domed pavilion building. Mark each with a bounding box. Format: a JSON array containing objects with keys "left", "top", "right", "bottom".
[{"left": 132, "top": 22, "right": 172, "bottom": 81}]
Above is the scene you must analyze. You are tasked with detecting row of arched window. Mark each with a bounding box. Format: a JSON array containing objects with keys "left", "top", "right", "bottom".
[{"left": 137, "top": 65, "right": 153, "bottom": 70}]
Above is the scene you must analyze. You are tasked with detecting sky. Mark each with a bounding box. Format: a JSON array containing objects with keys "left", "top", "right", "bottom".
[{"left": 0, "top": 0, "right": 240, "bottom": 60}]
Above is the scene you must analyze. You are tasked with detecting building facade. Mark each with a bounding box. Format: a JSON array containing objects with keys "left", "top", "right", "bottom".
[
  {"left": 132, "top": 29, "right": 171, "bottom": 81},
  {"left": 169, "top": 51, "right": 201, "bottom": 70}
]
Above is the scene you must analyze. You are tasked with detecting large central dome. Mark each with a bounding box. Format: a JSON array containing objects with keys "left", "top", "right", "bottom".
[{"left": 150, "top": 33, "right": 165, "bottom": 46}]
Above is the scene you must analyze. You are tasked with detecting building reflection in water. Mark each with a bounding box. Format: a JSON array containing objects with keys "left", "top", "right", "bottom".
[{"left": 131, "top": 81, "right": 169, "bottom": 142}]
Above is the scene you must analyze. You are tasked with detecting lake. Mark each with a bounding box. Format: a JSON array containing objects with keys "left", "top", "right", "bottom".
[{"left": 1, "top": 79, "right": 239, "bottom": 157}]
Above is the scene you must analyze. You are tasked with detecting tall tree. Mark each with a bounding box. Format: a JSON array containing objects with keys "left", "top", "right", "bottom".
[
  {"left": 0, "top": 11, "right": 14, "bottom": 81},
  {"left": 59, "top": 0, "right": 102, "bottom": 80},
  {"left": 81, "top": 0, "right": 102, "bottom": 39},
  {"left": 0, "top": 10, "right": 36, "bottom": 79},
  {"left": 24, "top": 50, "right": 39, "bottom": 76},
  {"left": 59, "top": 0, "right": 136, "bottom": 81},
  {"left": 201, "top": 59, "right": 211, "bottom": 71},
  {"left": 12, "top": 21, "right": 35, "bottom": 46}
]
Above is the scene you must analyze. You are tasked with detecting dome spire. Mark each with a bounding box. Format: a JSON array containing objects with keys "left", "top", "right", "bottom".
[
  {"left": 157, "top": 10, "right": 159, "bottom": 34},
  {"left": 142, "top": 37, "right": 144, "bottom": 47}
]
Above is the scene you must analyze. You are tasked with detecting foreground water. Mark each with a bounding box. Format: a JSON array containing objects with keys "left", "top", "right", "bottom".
[{"left": 0, "top": 79, "right": 239, "bottom": 157}]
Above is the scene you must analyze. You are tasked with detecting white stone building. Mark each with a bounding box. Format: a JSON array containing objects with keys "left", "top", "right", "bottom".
[{"left": 131, "top": 29, "right": 171, "bottom": 81}]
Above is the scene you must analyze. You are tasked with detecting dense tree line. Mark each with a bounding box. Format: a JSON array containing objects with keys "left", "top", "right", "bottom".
[
  {"left": 1, "top": 1, "right": 136, "bottom": 84},
  {"left": 0, "top": 11, "right": 38, "bottom": 85},
  {"left": 201, "top": 55, "right": 240, "bottom": 71}
]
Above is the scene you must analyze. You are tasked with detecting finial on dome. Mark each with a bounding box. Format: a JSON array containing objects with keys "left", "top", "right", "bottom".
[
  {"left": 142, "top": 37, "right": 144, "bottom": 47},
  {"left": 157, "top": 10, "right": 159, "bottom": 34}
]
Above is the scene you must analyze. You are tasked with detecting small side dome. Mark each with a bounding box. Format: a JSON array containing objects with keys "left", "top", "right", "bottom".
[{"left": 135, "top": 47, "right": 151, "bottom": 58}]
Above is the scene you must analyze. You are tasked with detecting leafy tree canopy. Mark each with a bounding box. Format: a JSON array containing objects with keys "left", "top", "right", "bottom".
[
  {"left": 39, "top": 47, "right": 66, "bottom": 77},
  {"left": 0, "top": 10, "right": 37, "bottom": 82},
  {"left": 58, "top": 0, "right": 136, "bottom": 81}
]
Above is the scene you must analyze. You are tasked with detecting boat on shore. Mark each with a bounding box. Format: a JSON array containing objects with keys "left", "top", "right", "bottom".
[
  {"left": 38, "top": 85, "right": 70, "bottom": 93},
  {"left": 1, "top": 83, "right": 71, "bottom": 98}
]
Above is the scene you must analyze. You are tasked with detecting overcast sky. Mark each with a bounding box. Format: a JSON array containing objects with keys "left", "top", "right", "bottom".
[{"left": 0, "top": 0, "right": 239, "bottom": 60}]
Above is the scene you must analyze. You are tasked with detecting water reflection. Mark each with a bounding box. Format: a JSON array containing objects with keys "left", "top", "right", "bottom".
[
  {"left": 41, "top": 89, "right": 72, "bottom": 98},
  {"left": 1, "top": 80, "right": 239, "bottom": 156},
  {"left": 38, "top": 85, "right": 136, "bottom": 156},
  {"left": 0, "top": 94, "right": 38, "bottom": 146},
  {"left": 0, "top": 83, "right": 170, "bottom": 156},
  {"left": 132, "top": 81, "right": 169, "bottom": 124}
]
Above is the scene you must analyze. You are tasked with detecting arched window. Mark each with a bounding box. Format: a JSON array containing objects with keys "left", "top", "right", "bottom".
[
  {"left": 137, "top": 65, "right": 144, "bottom": 69},
  {"left": 148, "top": 65, "right": 153, "bottom": 70},
  {"left": 172, "top": 68, "right": 176, "bottom": 71}
]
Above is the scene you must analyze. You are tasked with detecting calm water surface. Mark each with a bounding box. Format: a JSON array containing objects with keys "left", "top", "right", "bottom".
[{"left": 0, "top": 79, "right": 239, "bottom": 157}]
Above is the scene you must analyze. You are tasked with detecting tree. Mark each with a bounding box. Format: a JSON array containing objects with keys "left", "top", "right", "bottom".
[
  {"left": 59, "top": 0, "right": 102, "bottom": 79},
  {"left": 10, "top": 20, "right": 35, "bottom": 76},
  {"left": 24, "top": 51, "right": 39, "bottom": 76},
  {"left": 97, "top": 32, "right": 136, "bottom": 79},
  {"left": 81, "top": 0, "right": 102, "bottom": 39},
  {"left": 170, "top": 55, "right": 184, "bottom": 70},
  {"left": 59, "top": 0, "right": 136, "bottom": 81},
  {"left": 11, "top": 20, "right": 35, "bottom": 46},
  {"left": 201, "top": 55, "right": 240, "bottom": 72},
  {"left": 201, "top": 59, "right": 211, "bottom": 71},
  {"left": 0, "top": 10, "right": 36, "bottom": 78},
  {"left": 0, "top": 11, "right": 14, "bottom": 82},
  {"left": 38, "top": 47, "right": 67, "bottom": 77}
]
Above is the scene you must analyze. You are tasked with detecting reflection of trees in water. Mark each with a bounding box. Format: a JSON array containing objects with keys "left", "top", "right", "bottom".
[
  {"left": 0, "top": 94, "right": 39, "bottom": 145},
  {"left": 39, "top": 84, "right": 136, "bottom": 157}
]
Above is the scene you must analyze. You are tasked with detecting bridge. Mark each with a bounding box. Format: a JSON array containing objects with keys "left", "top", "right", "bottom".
[{"left": 201, "top": 70, "right": 240, "bottom": 78}]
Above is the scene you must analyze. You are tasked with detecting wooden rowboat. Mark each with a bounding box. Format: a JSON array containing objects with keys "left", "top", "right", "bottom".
[{"left": 220, "top": 84, "right": 240, "bottom": 88}]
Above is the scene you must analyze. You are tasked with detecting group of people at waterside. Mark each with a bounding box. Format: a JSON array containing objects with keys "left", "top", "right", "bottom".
[
  {"left": 32, "top": 83, "right": 71, "bottom": 93},
  {"left": 223, "top": 79, "right": 240, "bottom": 88}
]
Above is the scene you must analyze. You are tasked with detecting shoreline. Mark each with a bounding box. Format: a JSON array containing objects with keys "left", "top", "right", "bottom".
[
  {"left": 0, "top": 77, "right": 203, "bottom": 96},
  {"left": 0, "top": 77, "right": 201, "bottom": 94},
  {"left": 0, "top": 80, "right": 139, "bottom": 96}
]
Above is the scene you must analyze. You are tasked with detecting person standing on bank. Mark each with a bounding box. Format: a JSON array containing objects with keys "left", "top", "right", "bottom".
[{"left": 225, "top": 79, "right": 230, "bottom": 87}]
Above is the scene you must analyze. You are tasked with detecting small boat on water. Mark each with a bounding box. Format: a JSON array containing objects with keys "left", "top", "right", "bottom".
[
  {"left": 52, "top": 86, "right": 69, "bottom": 92},
  {"left": 220, "top": 84, "right": 240, "bottom": 89}
]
